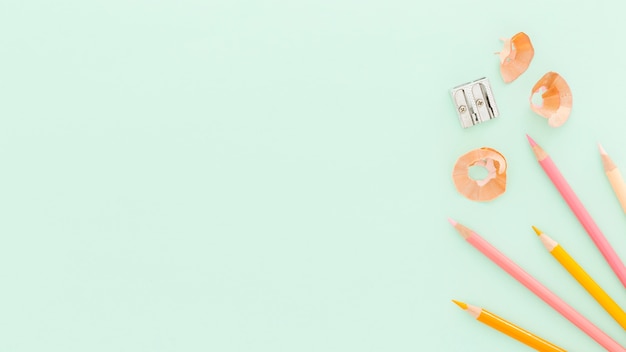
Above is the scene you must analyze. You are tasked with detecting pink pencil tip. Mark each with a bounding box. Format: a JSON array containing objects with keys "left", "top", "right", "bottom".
[
  {"left": 447, "top": 218, "right": 457, "bottom": 226},
  {"left": 526, "top": 134, "right": 537, "bottom": 147},
  {"left": 598, "top": 143, "right": 607, "bottom": 155}
]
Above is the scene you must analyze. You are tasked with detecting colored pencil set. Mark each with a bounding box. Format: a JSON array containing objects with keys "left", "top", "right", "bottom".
[{"left": 451, "top": 135, "right": 626, "bottom": 351}]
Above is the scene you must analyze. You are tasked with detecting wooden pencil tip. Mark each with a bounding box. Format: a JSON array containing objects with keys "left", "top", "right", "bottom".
[
  {"left": 531, "top": 225, "right": 542, "bottom": 236},
  {"left": 452, "top": 300, "right": 467, "bottom": 310},
  {"left": 447, "top": 218, "right": 457, "bottom": 227},
  {"left": 526, "top": 134, "right": 537, "bottom": 147},
  {"left": 598, "top": 143, "right": 607, "bottom": 155}
]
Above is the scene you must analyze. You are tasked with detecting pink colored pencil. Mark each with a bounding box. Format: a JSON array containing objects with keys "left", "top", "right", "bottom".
[
  {"left": 527, "top": 135, "right": 626, "bottom": 289},
  {"left": 449, "top": 219, "right": 626, "bottom": 351}
]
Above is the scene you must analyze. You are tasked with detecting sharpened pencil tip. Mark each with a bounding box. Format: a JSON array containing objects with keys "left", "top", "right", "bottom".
[
  {"left": 531, "top": 226, "right": 542, "bottom": 235},
  {"left": 598, "top": 143, "right": 607, "bottom": 155},
  {"left": 452, "top": 300, "right": 468, "bottom": 310},
  {"left": 526, "top": 134, "right": 537, "bottom": 147},
  {"left": 447, "top": 218, "right": 457, "bottom": 226}
]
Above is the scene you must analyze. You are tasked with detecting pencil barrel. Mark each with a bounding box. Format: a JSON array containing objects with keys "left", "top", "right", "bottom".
[
  {"left": 478, "top": 310, "right": 566, "bottom": 352},
  {"left": 551, "top": 246, "right": 626, "bottom": 330},
  {"left": 540, "top": 157, "right": 626, "bottom": 289}
]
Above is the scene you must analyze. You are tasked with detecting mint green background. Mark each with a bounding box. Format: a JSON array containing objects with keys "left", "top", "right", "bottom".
[{"left": 1, "top": 1, "right": 625, "bottom": 351}]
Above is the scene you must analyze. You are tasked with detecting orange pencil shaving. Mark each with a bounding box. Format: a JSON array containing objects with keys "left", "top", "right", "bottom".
[
  {"left": 529, "top": 72, "right": 572, "bottom": 127},
  {"left": 496, "top": 32, "right": 534, "bottom": 83}
]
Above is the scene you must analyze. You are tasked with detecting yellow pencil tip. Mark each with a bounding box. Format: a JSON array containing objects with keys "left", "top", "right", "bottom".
[
  {"left": 531, "top": 226, "right": 542, "bottom": 235},
  {"left": 452, "top": 300, "right": 467, "bottom": 310}
]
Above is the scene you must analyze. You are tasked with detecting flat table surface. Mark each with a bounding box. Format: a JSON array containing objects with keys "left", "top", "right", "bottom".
[{"left": 2, "top": 1, "right": 626, "bottom": 351}]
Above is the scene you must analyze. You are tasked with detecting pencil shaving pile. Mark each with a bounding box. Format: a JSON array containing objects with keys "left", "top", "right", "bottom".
[
  {"left": 453, "top": 32, "right": 574, "bottom": 202},
  {"left": 497, "top": 32, "right": 573, "bottom": 127}
]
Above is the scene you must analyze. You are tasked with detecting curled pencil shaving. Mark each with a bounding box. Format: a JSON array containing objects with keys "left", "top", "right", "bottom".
[
  {"left": 530, "top": 72, "right": 573, "bottom": 127},
  {"left": 497, "top": 32, "right": 534, "bottom": 83},
  {"left": 453, "top": 147, "right": 507, "bottom": 202}
]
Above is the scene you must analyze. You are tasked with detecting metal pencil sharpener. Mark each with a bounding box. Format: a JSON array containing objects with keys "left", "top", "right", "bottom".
[{"left": 450, "top": 77, "right": 499, "bottom": 128}]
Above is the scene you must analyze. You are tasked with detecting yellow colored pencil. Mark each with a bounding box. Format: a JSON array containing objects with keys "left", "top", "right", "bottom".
[
  {"left": 452, "top": 300, "right": 566, "bottom": 351},
  {"left": 533, "top": 226, "right": 626, "bottom": 330},
  {"left": 599, "top": 143, "right": 626, "bottom": 213}
]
